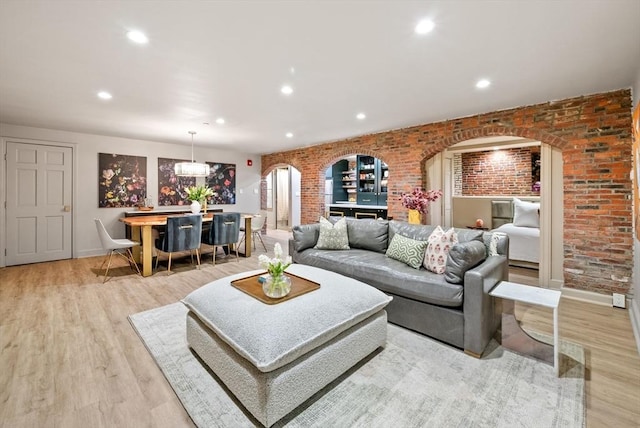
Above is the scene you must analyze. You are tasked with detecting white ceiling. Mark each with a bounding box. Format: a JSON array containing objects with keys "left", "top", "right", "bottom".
[{"left": 1, "top": 1, "right": 639, "bottom": 155}]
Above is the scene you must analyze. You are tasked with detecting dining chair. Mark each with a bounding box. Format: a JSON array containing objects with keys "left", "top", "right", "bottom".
[
  {"left": 238, "top": 211, "right": 267, "bottom": 252},
  {"left": 202, "top": 212, "right": 241, "bottom": 265},
  {"left": 154, "top": 214, "right": 203, "bottom": 274},
  {"left": 94, "top": 218, "right": 142, "bottom": 283}
]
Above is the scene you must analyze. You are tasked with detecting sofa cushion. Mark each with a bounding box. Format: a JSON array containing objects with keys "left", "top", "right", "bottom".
[
  {"left": 444, "top": 240, "right": 487, "bottom": 284},
  {"left": 292, "top": 223, "right": 320, "bottom": 252},
  {"left": 454, "top": 229, "right": 484, "bottom": 244},
  {"left": 424, "top": 226, "right": 458, "bottom": 274},
  {"left": 385, "top": 233, "right": 428, "bottom": 269},
  {"left": 346, "top": 218, "right": 388, "bottom": 253},
  {"left": 388, "top": 220, "right": 436, "bottom": 243},
  {"left": 314, "top": 216, "right": 350, "bottom": 250},
  {"left": 294, "top": 248, "right": 464, "bottom": 307}
]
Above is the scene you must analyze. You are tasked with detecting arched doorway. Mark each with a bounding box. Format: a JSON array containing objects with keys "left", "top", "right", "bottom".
[{"left": 427, "top": 136, "right": 563, "bottom": 289}]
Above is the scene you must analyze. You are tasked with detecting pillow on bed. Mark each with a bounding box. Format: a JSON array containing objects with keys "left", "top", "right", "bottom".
[{"left": 513, "top": 197, "right": 540, "bottom": 228}]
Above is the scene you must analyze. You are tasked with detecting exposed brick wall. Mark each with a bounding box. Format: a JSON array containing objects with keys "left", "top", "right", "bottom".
[
  {"left": 262, "top": 90, "right": 633, "bottom": 296},
  {"left": 461, "top": 147, "right": 539, "bottom": 196}
]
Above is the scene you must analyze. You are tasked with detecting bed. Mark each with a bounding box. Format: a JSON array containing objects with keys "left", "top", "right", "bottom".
[{"left": 491, "top": 199, "right": 540, "bottom": 267}]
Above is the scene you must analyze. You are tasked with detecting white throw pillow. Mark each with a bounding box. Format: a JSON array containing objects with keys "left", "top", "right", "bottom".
[
  {"left": 513, "top": 198, "right": 540, "bottom": 228},
  {"left": 424, "top": 226, "right": 458, "bottom": 274},
  {"left": 314, "top": 216, "right": 350, "bottom": 250}
]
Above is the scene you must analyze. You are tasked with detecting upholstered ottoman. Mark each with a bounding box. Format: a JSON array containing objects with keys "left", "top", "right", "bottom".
[{"left": 182, "top": 264, "right": 391, "bottom": 427}]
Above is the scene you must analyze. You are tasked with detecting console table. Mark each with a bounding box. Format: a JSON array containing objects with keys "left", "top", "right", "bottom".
[{"left": 489, "top": 281, "right": 561, "bottom": 376}]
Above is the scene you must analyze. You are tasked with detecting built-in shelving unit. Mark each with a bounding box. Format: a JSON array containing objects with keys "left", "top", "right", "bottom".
[{"left": 356, "top": 155, "right": 388, "bottom": 206}]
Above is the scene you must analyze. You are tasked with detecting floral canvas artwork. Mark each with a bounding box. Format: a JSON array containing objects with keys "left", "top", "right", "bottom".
[
  {"left": 158, "top": 158, "right": 196, "bottom": 206},
  {"left": 206, "top": 162, "right": 236, "bottom": 204},
  {"left": 98, "top": 153, "right": 147, "bottom": 208}
]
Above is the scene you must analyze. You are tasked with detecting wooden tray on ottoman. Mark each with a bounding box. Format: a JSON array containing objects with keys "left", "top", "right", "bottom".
[{"left": 231, "top": 272, "right": 320, "bottom": 304}]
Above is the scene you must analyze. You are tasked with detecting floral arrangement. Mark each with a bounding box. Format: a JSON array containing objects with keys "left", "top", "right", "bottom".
[
  {"left": 400, "top": 188, "right": 442, "bottom": 214},
  {"left": 184, "top": 184, "right": 215, "bottom": 202},
  {"left": 258, "top": 243, "right": 292, "bottom": 277}
]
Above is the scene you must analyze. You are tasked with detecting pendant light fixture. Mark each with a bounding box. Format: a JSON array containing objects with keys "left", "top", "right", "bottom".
[{"left": 174, "top": 131, "right": 210, "bottom": 177}]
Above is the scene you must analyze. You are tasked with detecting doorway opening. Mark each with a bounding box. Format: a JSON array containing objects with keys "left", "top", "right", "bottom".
[{"left": 265, "top": 166, "right": 301, "bottom": 231}]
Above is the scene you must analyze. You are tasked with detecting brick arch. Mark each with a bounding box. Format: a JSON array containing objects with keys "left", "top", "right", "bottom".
[
  {"left": 261, "top": 160, "right": 303, "bottom": 178},
  {"left": 319, "top": 149, "right": 390, "bottom": 175},
  {"left": 419, "top": 126, "right": 570, "bottom": 163}
]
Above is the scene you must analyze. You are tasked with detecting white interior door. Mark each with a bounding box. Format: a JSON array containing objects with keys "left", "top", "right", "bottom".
[{"left": 6, "top": 142, "right": 72, "bottom": 265}]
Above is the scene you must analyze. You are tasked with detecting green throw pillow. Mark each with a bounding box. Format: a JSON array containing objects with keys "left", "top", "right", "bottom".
[
  {"left": 314, "top": 216, "right": 350, "bottom": 250},
  {"left": 385, "top": 233, "right": 428, "bottom": 269}
]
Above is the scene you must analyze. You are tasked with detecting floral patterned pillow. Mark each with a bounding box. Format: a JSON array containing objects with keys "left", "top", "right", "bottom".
[
  {"left": 314, "top": 216, "right": 350, "bottom": 250},
  {"left": 424, "top": 226, "right": 458, "bottom": 274}
]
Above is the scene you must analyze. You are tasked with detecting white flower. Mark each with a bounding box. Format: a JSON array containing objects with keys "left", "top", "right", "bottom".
[
  {"left": 274, "top": 242, "right": 283, "bottom": 258},
  {"left": 258, "top": 243, "right": 292, "bottom": 276}
]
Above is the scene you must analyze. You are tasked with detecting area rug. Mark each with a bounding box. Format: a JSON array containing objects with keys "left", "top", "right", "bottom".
[{"left": 129, "top": 303, "right": 585, "bottom": 428}]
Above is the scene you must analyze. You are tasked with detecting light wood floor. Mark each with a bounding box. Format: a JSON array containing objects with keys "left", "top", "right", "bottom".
[{"left": 1, "top": 233, "right": 639, "bottom": 427}]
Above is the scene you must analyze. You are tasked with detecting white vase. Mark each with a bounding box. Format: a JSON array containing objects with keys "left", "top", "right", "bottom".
[{"left": 190, "top": 200, "right": 201, "bottom": 214}]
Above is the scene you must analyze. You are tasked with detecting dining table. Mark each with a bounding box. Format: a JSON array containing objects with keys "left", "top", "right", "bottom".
[{"left": 120, "top": 212, "right": 254, "bottom": 277}]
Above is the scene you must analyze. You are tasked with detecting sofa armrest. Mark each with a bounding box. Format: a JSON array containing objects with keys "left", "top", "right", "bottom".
[
  {"left": 462, "top": 255, "right": 509, "bottom": 356},
  {"left": 290, "top": 223, "right": 321, "bottom": 262},
  {"left": 288, "top": 238, "right": 298, "bottom": 261}
]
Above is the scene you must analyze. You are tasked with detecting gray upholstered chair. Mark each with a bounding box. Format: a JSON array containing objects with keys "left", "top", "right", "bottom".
[
  {"left": 94, "top": 218, "right": 142, "bottom": 282},
  {"left": 154, "top": 214, "right": 202, "bottom": 274},
  {"left": 202, "top": 212, "right": 241, "bottom": 265}
]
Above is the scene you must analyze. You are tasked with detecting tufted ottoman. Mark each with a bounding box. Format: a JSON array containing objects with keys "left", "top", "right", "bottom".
[{"left": 182, "top": 264, "right": 391, "bottom": 427}]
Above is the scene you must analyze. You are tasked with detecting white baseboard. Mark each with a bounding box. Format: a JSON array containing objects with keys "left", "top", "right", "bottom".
[
  {"left": 629, "top": 298, "right": 640, "bottom": 356},
  {"left": 77, "top": 249, "right": 106, "bottom": 259},
  {"left": 560, "top": 286, "right": 614, "bottom": 307}
]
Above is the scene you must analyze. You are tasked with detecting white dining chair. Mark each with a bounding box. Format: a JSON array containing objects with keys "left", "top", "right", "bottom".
[
  {"left": 238, "top": 211, "right": 267, "bottom": 252},
  {"left": 94, "top": 218, "right": 142, "bottom": 282}
]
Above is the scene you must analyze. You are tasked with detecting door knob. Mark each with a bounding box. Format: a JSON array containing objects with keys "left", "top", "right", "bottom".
[{"left": 63, "top": 205, "right": 71, "bottom": 212}]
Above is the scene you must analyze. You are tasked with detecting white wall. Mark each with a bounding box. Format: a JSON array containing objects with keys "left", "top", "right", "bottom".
[
  {"left": 0, "top": 123, "right": 261, "bottom": 264},
  {"left": 632, "top": 69, "right": 640, "bottom": 353},
  {"left": 290, "top": 167, "right": 301, "bottom": 227}
]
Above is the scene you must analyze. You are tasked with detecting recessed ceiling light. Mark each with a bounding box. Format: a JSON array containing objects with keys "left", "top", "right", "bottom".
[
  {"left": 356, "top": 113, "right": 366, "bottom": 120},
  {"left": 216, "top": 118, "right": 225, "bottom": 125},
  {"left": 476, "top": 79, "right": 491, "bottom": 89},
  {"left": 127, "top": 30, "right": 148, "bottom": 44},
  {"left": 285, "top": 132, "right": 293, "bottom": 138},
  {"left": 415, "top": 19, "right": 435, "bottom": 34},
  {"left": 97, "top": 91, "right": 112, "bottom": 100},
  {"left": 281, "top": 85, "right": 293, "bottom": 95}
]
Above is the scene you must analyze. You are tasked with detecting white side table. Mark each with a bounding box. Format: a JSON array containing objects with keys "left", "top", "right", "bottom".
[{"left": 489, "top": 281, "right": 562, "bottom": 376}]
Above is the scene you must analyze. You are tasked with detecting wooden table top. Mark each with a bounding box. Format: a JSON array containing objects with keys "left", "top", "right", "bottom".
[
  {"left": 120, "top": 212, "right": 254, "bottom": 227},
  {"left": 119, "top": 213, "right": 215, "bottom": 226}
]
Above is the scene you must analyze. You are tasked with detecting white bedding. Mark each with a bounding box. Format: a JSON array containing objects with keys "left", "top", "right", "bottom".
[{"left": 492, "top": 223, "right": 539, "bottom": 264}]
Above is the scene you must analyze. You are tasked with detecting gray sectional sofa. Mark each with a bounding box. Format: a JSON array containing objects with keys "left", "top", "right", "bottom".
[{"left": 288, "top": 218, "right": 509, "bottom": 357}]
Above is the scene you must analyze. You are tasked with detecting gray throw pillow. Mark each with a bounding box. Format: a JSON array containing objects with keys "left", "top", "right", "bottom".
[
  {"left": 346, "top": 218, "right": 389, "bottom": 253},
  {"left": 385, "top": 233, "right": 428, "bottom": 269},
  {"left": 292, "top": 223, "right": 320, "bottom": 253},
  {"left": 444, "top": 240, "right": 487, "bottom": 284},
  {"left": 314, "top": 216, "right": 350, "bottom": 250}
]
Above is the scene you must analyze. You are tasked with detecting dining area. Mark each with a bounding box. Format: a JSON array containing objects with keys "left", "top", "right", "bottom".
[{"left": 112, "top": 211, "right": 261, "bottom": 278}]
